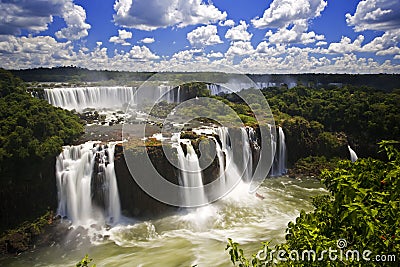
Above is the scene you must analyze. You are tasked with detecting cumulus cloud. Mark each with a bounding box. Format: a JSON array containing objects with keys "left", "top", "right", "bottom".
[
  {"left": 0, "top": 0, "right": 90, "bottom": 40},
  {"left": 328, "top": 35, "right": 364, "bottom": 54},
  {"left": 187, "top": 25, "right": 223, "bottom": 47},
  {"left": 127, "top": 45, "right": 159, "bottom": 60},
  {"left": 251, "top": 0, "right": 326, "bottom": 44},
  {"left": 362, "top": 30, "right": 399, "bottom": 52},
  {"left": 55, "top": 2, "right": 91, "bottom": 40},
  {"left": 225, "top": 20, "right": 253, "bottom": 42},
  {"left": 219, "top": 19, "right": 235, "bottom": 27},
  {"left": 139, "top": 37, "right": 155, "bottom": 44},
  {"left": 113, "top": 0, "right": 227, "bottom": 30},
  {"left": 0, "top": 0, "right": 63, "bottom": 35},
  {"left": 109, "top": 29, "right": 133, "bottom": 45},
  {"left": 346, "top": 0, "right": 400, "bottom": 32},
  {"left": 0, "top": 35, "right": 76, "bottom": 68},
  {"left": 252, "top": 0, "right": 327, "bottom": 28},
  {"left": 225, "top": 41, "right": 255, "bottom": 58}
]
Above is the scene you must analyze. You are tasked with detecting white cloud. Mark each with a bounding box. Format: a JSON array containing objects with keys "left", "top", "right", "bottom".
[
  {"left": 225, "top": 41, "right": 254, "bottom": 58},
  {"left": 127, "top": 45, "right": 159, "bottom": 60},
  {"left": 219, "top": 19, "right": 235, "bottom": 27},
  {"left": 109, "top": 29, "right": 133, "bottom": 45},
  {"left": 207, "top": 52, "right": 224, "bottom": 58},
  {"left": 375, "top": 46, "right": 400, "bottom": 56},
  {"left": 328, "top": 35, "right": 364, "bottom": 54},
  {"left": 252, "top": 0, "right": 327, "bottom": 28},
  {"left": 172, "top": 49, "right": 203, "bottom": 62},
  {"left": 316, "top": 41, "right": 327, "bottom": 46},
  {"left": 0, "top": 35, "right": 76, "bottom": 68},
  {"left": 251, "top": 0, "right": 326, "bottom": 45},
  {"left": 187, "top": 25, "right": 223, "bottom": 47},
  {"left": 0, "top": 0, "right": 90, "bottom": 40},
  {"left": 0, "top": 0, "right": 64, "bottom": 35},
  {"left": 139, "top": 37, "right": 155, "bottom": 44},
  {"left": 225, "top": 21, "right": 253, "bottom": 42},
  {"left": 264, "top": 20, "right": 325, "bottom": 44},
  {"left": 113, "top": 0, "right": 227, "bottom": 30},
  {"left": 346, "top": 0, "right": 400, "bottom": 32},
  {"left": 55, "top": 2, "right": 91, "bottom": 40},
  {"left": 362, "top": 30, "right": 399, "bottom": 52}
]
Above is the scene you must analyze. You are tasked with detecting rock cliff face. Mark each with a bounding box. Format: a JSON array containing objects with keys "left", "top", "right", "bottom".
[
  {"left": 114, "top": 144, "right": 179, "bottom": 218},
  {"left": 0, "top": 157, "right": 57, "bottom": 232}
]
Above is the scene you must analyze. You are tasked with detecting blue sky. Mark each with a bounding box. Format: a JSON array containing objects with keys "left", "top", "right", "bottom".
[{"left": 0, "top": 0, "right": 399, "bottom": 73}]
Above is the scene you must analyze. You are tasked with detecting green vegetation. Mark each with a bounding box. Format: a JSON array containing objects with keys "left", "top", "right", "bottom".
[
  {"left": 76, "top": 255, "right": 96, "bottom": 267},
  {"left": 0, "top": 69, "right": 84, "bottom": 179},
  {"left": 263, "top": 85, "right": 400, "bottom": 158},
  {"left": 226, "top": 141, "right": 400, "bottom": 266},
  {"left": 0, "top": 69, "right": 84, "bottom": 232},
  {"left": 0, "top": 211, "right": 53, "bottom": 254}
]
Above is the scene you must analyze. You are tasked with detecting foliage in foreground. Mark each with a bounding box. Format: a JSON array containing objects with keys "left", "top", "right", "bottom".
[
  {"left": 227, "top": 141, "right": 399, "bottom": 266},
  {"left": 76, "top": 254, "right": 96, "bottom": 267}
]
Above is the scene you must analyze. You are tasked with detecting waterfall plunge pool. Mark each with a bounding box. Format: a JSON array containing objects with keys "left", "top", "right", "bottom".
[{"left": 1, "top": 177, "right": 326, "bottom": 267}]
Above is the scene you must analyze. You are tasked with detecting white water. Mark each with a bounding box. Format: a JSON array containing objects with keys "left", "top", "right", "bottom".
[
  {"left": 176, "top": 140, "right": 207, "bottom": 206},
  {"left": 348, "top": 145, "right": 358, "bottom": 162},
  {"left": 56, "top": 141, "right": 121, "bottom": 225},
  {"left": 2, "top": 177, "right": 326, "bottom": 267},
  {"left": 241, "top": 127, "right": 253, "bottom": 182},
  {"left": 45, "top": 86, "right": 135, "bottom": 111},
  {"left": 44, "top": 85, "right": 181, "bottom": 111},
  {"left": 277, "top": 127, "right": 287, "bottom": 175}
]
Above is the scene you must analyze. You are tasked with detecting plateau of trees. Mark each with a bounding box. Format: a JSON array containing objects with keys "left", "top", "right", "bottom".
[{"left": 0, "top": 69, "right": 84, "bottom": 181}]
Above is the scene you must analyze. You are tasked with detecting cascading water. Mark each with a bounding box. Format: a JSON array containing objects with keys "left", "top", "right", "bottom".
[
  {"left": 277, "top": 127, "right": 287, "bottom": 175},
  {"left": 268, "top": 126, "right": 287, "bottom": 176},
  {"left": 44, "top": 85, "right": 182, "bottom": 111},
  {"left": 176, "top": 140, "right": 207, "bottom": 206},
  {"left": 45, "top": 86, "right": 136, "bottom": 111},
  {"left": 56, "top": 141, "right": 121, "bottom": 225},
  {"left": 348, "top": 145, "right": 358, "bottom": 162},
  {"left": 241, "top": 127, "right": 253, "bottom": 182}
]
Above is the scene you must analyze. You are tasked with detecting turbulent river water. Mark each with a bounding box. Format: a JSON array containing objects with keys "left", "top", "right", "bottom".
[{"left": 2, "top": 177, "right": 326, "bottom": 267}]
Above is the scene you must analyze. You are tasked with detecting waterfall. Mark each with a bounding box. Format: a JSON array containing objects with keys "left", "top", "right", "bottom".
[
  {"left": 277, "top": 127, "right": 287, "bottom": 175},
  {"left": 176, "top": 140, "right": 207, "bottom": 206},
  {"left": 44, "top": 85, "right": 181, "bottom": 111},
  {"left": 177, "top": 85, "right": 181, "bottom": 103},
  {"left": 44, "top": 86, "right": 135, "bottom": 111},
  {"left": 56, "top": 141, "right": 121, "bottom": 225},
  {"left": 268, "top": 126, "right": 287, "bottom": 176},
  {"left": 240, "top": 127, "right": 253, "bottom": 182},
  {"left": 348, "top": 145, "right": 358, "bottom": 162}
]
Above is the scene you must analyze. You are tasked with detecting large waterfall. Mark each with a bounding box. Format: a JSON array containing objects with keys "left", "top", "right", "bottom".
[
  {"left": 176, "top": 140, "right": 207, "bottom": 206},
  {"left": 268, "top": 126, "right": 287, "bottom": 176},
  {"left": 45, "top": 86, "right": 136, "bottom": 111},
  {"left": 56, "top": 141, "right": 121, "bottom": 225},
  {"left": 44, "top": 85, "right": 180, "bottom": 111}
]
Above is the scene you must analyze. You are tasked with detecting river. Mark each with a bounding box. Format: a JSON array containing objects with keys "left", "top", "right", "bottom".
[{"left": 1, "top": 177, "right": 326, "bottom": 267}]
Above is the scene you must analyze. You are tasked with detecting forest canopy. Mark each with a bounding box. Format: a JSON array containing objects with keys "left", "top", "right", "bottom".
[{"left": 0, "top": 69, "right": 84, "bottom": 179}]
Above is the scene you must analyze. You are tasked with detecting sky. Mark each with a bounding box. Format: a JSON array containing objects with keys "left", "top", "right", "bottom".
[{"left": 0, "top": 0, "right": 399, "bottom": 73}]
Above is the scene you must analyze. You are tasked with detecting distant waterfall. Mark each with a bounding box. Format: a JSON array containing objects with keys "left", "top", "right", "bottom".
[
  {"left": 348, "top": 145, "right": 358, "bottom": 162},
  {"left": 56, "top": 141, "right": 121, "bottom": 225},
  {"left": 44, "top": 85, "right": 182, "bottom": 111},
  {"left": 176, "top": 140, "right": 207, "bottom": 206},
  {"left": 45, "top": 86, "right": 135, "bottom": 111}
]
